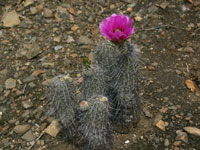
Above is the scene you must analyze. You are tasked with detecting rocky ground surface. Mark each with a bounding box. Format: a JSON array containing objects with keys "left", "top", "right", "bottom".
[{"left": 0, "top": 0, "right": 200, "bottom": 150}]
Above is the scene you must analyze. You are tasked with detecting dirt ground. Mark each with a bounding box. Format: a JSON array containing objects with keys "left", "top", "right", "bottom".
[{"left": 0, "top": 0, "right": 200, "bottom": 150}]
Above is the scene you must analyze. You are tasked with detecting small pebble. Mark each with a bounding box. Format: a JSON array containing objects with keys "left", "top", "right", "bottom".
[{"left": 125, "top": 140, "right": 130, "bottom": 144}]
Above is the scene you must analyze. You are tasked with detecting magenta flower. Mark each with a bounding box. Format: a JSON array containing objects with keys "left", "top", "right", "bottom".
[{"left": 100, "top": 14, "right": 135, "bottom": 42}]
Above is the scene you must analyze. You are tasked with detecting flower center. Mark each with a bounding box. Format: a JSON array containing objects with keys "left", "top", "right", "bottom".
[{"left": 114, "top": 28, "right": 123, "bottom": 33}]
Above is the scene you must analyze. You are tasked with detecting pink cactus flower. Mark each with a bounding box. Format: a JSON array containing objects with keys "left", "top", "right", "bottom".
[{"left": 100, "top": 14, "right": 135, "bottom": 43}]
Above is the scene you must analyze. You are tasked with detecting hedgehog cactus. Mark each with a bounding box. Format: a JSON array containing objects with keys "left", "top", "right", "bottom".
[
  {"left": 45, "top": 13, "right": 141, "bottom": 149},
  {"left": 112, "top": 43, "right": 140, "bottom": 126},
  {"left": 95, "top": 41, "right": 140, "bottom": 126},
  {"left": 46, "top": 74, "right": 78, "bottom": 139},
  {"left": 96, "top": 14, "right": 141, "bottom": 126},
  {"left": 78, "top": 95, "right": 112, "bottom": 150},
  {"left": 80, "top": 66, "right": 109, "bottom": 100}
]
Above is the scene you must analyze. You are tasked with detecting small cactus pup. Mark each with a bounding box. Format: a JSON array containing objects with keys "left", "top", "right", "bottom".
[
  {"left": 46, "top": 74, "right": 78, "bottom": 140},
  {"left": 78, "top": 95, "right": 112, "bottom": 150},
  {"left": 80, "top": 66, "right": 109, "bottom": 100},
  {"left": 97, "top": 14, "right": 141, "bottom": 127}
]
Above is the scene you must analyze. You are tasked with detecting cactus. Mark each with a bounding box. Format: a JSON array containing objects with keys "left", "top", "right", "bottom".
[
  {"left": 113, "top": 42, "right": 140, "bottom": 126},
  {"left": 95, "top": 41, "right": 141, "bottom": 126},
  {"left": 80, "top": 66, "right": 109, "bottom": 100},
  {"left": 46, "top": 74, "right": 78, "bottom": 140},
  {"left": 95, "top": 40, "right": 120, "bottom": 78},
  {"left": 78, "top": 95, "right": 112, "bottom": 150}
]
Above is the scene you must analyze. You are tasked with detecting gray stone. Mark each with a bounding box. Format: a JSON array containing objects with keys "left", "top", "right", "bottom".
[
  {"left": 0, "top": 30, "right": 3, "bottom": 37},
  {"left": 97, "top": 0, "right": 105, "bottom": 5},
  {"left": 123, "top": 0, "right": 134, "bottom": 3},
  {"left": 23, "top": 76, "right": 35, "bottom": 83},
  {"left": 22, "top": 100, "right": 33, "bottom": 109},
  {"left": 153, "top": 113, "right": 163, "bottom": 125},
  {"left": 184, "top": 127, "right": 200, "bottom": 137},
  {"left": 44, "top": 8, "right": 53, "bottom": 18},
  {"left": 40, "top": 140, "right": 45, "bottom": 145},
  {"left": 16, "top": 90, "right": 23, "bottom": 96},
  {"left": 5, "top": 78, "right": 16, "bottom": 89},
  {"left": 148, "top": 6, "right": 158, "bottom": 13},
  {"left": 164, "top": 139, "right": 170, "bottom": 147},
  {"left": 0, "top": 106, "right": 6, "bottom": 113},
  {"left": 24, "top": 0, "right": 34, "bottom": 7},
  {"left": 16, "top": 48, "right": 27, "bottom": 58},
  {"left": 0, "top": 69, "right": 8, "bottom": 76},
  {"left": 181, "top": 5, "right": 189, "bottom": 12},
  {"left": 168, "top": 106, "right": 177, "bottom": 110},
  {"left": 127, "top": 2, "right": 137, "bottom": 8},
  {"left": 30, "top": 7, "right": 37, "bottom": 14},
  {"left": 21, "top": 130, "right": 36, "bottom": 141},
  {"left": 13, "top": 124, "right": 30, "bottom": 134},
  {"left": 29, "top": 82, "right": 36, "bottom": 88},
  {"left": 42, "top": 79, "right": 51, "bottom": 86},
  {"left": 176, "top": 130, "right": 188, "bottom": 143},
  {"left": 159, "top": 2, "right": 169, "bottom": 9},
  {"left": 186, "top": 113, "right": 193, "bottom": 118},
  {"left": 25, "top": 44, "right": 41, "bottom": 59},
  {"left": 143, "top": 107, "right": 152, "bottom": 118},
  {"left": 8, "top": 119, "right": 16, "bottom": 124},
  {"left": 0, "top": 96, "right": 4, "bottom": 102},
  {"left": 22, "top": 110, "right": 31, "bottom": 118},
  {"left": 54, "top": 45, "right": 63, "bottom": 51},
  {"left": 4, "top": 141, "right": 10, "bottom": 147},
  {"left": 35, "top": 110, "right": 43, "bottom": 119},
  {"left": 184, "top": 47, "right": 194, "bottom": 53},
  {"left": 88, "top": 15, "right": 94, "bottom": 23},
  {"left": 78, "top": 36, "right": 92, "bottom": 45}
]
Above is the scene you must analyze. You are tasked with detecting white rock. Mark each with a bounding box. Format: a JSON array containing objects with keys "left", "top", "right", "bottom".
[
  {"left": 5, "top": 78, "right": 16, "bottom": 89},
  {"left": 184, "top": 127, "right": 200, "bottom": 137},
  {"left": 67, "top": 36, "right": 74, "bottom": 43},
  {"left": 125, "top": 140, "right": 130, "bottom": 144},
  {"left": 24, "top": 0, "right": 34, "bottom": 7},
  {"left": 30, "top": 7, "right": 38, "bottom": 14},
  {"left": 45, "top": 120, "right": 61, "bottom": 137},
  {"left": 22, "top": 100, "right": 33, "bottom": 109},
  {"left": 54, "top": 45, "right": 63, "bottom": 51},
  {"left": 44, "top": 8, "right": 53, "bottom": 18},
  {"left": 13, "top": 124, "right": 30, "bottom": 134},
  {"left": 2, "top": 10, "right": 20, "bottom": 27},
  {"left": 78, "top": 36, "right": 92, "bottom": 45}
]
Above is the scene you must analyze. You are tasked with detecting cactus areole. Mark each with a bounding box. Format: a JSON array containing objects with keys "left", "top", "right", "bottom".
[{"left": 100, "top": 14, "right": 135, "bottom": 43}]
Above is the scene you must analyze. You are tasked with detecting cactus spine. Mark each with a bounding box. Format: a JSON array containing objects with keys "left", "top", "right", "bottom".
[
  {"left": 46, "top": 74, "right": 78, "bottom": 139},
  {"left": 80, "top": 66, "right": 109, "bottom": 100},
  {"left": 113, "top": 43, "right": 140, "bottom": 125},
  {"left": 95, "top": 41, "right": 140, "bottom": 126},
  {"left": 78, "top": 95, "right": 112, "bottom": 150},
  {"left": 46, "top": 40, "right": 140, "bottom": 149}
]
